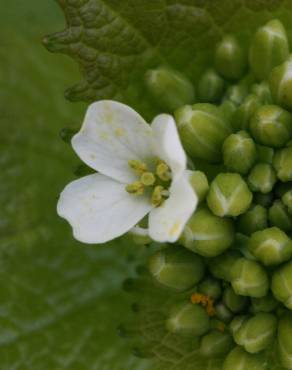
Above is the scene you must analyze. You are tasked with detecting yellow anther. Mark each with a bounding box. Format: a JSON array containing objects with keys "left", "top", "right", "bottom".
[
  {"left": 151, "top": 185, "right": 164, "bottom": 207},
  {"left": 191, "top": 293, "right": 216, "bottom": 317},
  {"left": 217, "top": 322, "right": 226, "bottom": 333},
  {"left": 128, "top": 160, "right": 148, "bottom": 175},
  {"left": 207, "top": 297, "right": 216, "bottom": 317},
  {"left": 156, "top": 161, "right": 171, "bottom": 181},
  {"left": 125, "top": 181, "right": 144, "bottom": 195},
  {"left": 141, "top": 172, "right": 156, "bottom": 186}
]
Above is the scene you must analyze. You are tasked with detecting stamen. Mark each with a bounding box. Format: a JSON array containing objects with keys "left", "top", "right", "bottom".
[
  {"left": 151, "top": 185, "right": 164, "bottom": 207},
  {"left": 141, "top": 172, "right": 156, "bottom": 186},
  {"left": 156, "top": 162, "right": 171, "bottom": 181},
  {"left": 128, "top": 160, "right": 148, "bottom": 174},
  {"left": 161, "top": 189, "right": 170, "bottom": 197},
  {"left": 191, "top": 293, "right": 216, "bottom": 317},
  {"left": 126, "top": 181, "right": 144, "bottom": 195}
]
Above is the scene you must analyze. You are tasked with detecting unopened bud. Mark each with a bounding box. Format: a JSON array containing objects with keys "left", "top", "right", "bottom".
[
  {"left": 222, "top": 131, "right": 257, "bottom": 174},
  {"left": 215, "top": 35, "right": 247, "bottom": 81},
  {"left": 175, "top": 103, "right": 231, "bottom": 163},
  {"left": 148, "top": 245, "right": 205, "bottom": 292},
  {"left": 231, "top": 258, "right": 269, "bottom": 298},
  {"left": 249, "top": 19, "right": 289, "bottom": 81},
  {"left": 197, "top": 69, "right": 225, "bottom": 103},
  {"left": 145, "top": 67, "right": 195, "bottom": 111},
  {"left": 272, "top": 260, "right": 292, "bottom": 309},
  {"left": 248, "top": 163, "right": 276, "bottom": 194},
  {"left": 250, "top": 105, "right": 292, "bottom": 148},
  {"left": 207, "top": 173, "right": 253, "bottom": 217},
  {"left": 166, "top": 302, "right": 210, "bottom": 336},
  {"left": 181, "top": 207, "right": 235, "bottom": 257}
]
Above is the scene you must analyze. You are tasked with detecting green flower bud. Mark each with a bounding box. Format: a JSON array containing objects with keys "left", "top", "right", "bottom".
[
  {"left": 237, "top": 204, "right": 268, "bottom": 236},
  {"left": 207, "top": 173, "right": 253, "bottom": 217},
  {"left": 269, "top": 200, "right": 292, "bottom": 232},
  {"left": 257, "top": 145, "right": 274, "bottom": 164},
  {"left": 269, "top": 56, "right": 292, "bottom": 111},
  {"left": 282, "top": 190, "right": 292, "bottom": 214},
  {"left": 229, "top": 315, "right": 249, "bottom": 336},
  {"left": 188, "top": 170, "right": 209, "bottom": 203},
  {"left": 272, "top": 260, "right": 292, "bottom": 309},
  {"left": 249, "top": 105, "right": 292, "bottom": 147},
  {"left": 223, "top": 286, "right": 248, "bottom": 313},
  {"left": 230, "top": 315, "right": 249, "bottom": 338},
  {"left": 145, "top": 67, "right": 195, "bottom": 111},
  {"left": 251, "top": 293, "right": 279, "bottom": 313},
  {"left": 231, "top": 94, "right": 261, "bottom": 131},
  {"left": 175, "top": 103, "right": 231, "bottom": 163},
  {"left": 248, "top": 227, "right": 292, "bottom": 266},
  {"left": 200, "top": 330, "right": 234, "bottom": 357},
  {"left": 215, "top": 302, "right": 233, "bottom": 323},
  {"left": 223, "top": 346, "right": 267, "bottom": 370},
  {"left": 215, "top": 35, "right": 247, "bottom": 81},
  {"left": 278, "top": 312, "right": 292, "bottom": 369},
  {"left": 148, "top": 246, "right": 205, "bottom": 292},
  {"left": 234, "top": 233, "right": 256, "bottom": 260},
  {"left": 249, "top": 19, "right": 289, "bottom": 81},
  {"left": 166, "top": 302, "right": 210, "bottom": 337},
  {"left": 199, "top": 278, "right": 222, "bottom": 300},
  {"left": 224, "top": 83, "right": 248, "bottom": 106},
  {"left": 181, "top": 207, "right": 235, "bottom": 257},
  {"left": 248, "top": 163, "right": 277, "bottom": 194},
  {"left": 220, "top": 100, "right": 237, "bottom": 123},
  {"left": 222, "top": 131, "right": 257, "bottom": 174},
  {"left": 250, "top": 81, "right": 273, "bottom": 104},
  {"left": 253, "top": 192, "right": 274, "bottom": 207},
  {"left": 197, "top": 69, "right": 225, "bottom": 103},
  {"left": 273, "top": 147, "right": 292, "bottom": 182},
  {"left": 231, "top": 258, "right": 269, "bottom": 298},
  {"left": 233, "top": 313, "right": 277, "bottom": 353},
  {"left": 208, "top": 251, "right": 242, "bottom": 282}
]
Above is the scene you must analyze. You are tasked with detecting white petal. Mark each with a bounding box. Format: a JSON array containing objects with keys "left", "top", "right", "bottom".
[
  {"left": 57, "top": 174, "right": 152, "bottom": 244},
  {"left": 151, "top": 114, "right": 186, "bottom": 180},
  {"left": 72, "top": 100, "right": 153, "bottom": 183},
  {"left": 130, "top": 225, "right": 150, "bottom": 238},
  {"left": 148, "top": 173, "right": 198, "bottom": 243}
]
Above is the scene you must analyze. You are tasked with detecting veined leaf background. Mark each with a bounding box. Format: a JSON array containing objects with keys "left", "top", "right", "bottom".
[
  {"left": 0, "top": 1, "right": 151, "bottom": 369},
  {"left": 2, "top": 1, "right": 292, "bottom": 369}
]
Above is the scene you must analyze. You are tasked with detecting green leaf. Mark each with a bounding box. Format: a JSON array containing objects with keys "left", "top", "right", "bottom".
[
  {"left": 0, "top": 2, "right": 151, "bottom": 369},
  {"left": 45, "top": 0, "right": 292, "bottom": 119}
]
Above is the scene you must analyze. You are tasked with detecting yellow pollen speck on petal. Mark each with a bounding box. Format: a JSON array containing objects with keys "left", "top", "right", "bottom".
[
  {"left": 103, "top": 102, "right": 114, "bottom": 123},
  {"left": 170, "top": 221, "right": 181, "bottom": 237},
  {"left": 100, "top": 131, "right": 110, "bottom": 140},
  {"left": 115, "top": 127, "right": 125, "bottom": 137}
]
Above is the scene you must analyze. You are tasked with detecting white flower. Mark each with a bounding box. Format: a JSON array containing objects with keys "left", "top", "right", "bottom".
[{"left": 57, "top": 100, "right": 198, "bottom": 244}]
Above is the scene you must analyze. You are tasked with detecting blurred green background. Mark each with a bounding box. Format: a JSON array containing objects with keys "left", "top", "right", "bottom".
[{"left": 0, "top": 1, "right": 149, "bottom": 369}]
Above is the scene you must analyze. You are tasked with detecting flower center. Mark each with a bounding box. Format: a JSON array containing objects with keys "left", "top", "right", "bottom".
[{"left": 125, "top": 159, "right": 172, "bottom": 207}]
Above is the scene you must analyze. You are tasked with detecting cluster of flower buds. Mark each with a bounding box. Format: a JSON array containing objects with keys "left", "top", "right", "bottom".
[{"left": 127, "top": 18, "right": 292, "bottom": 370}]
